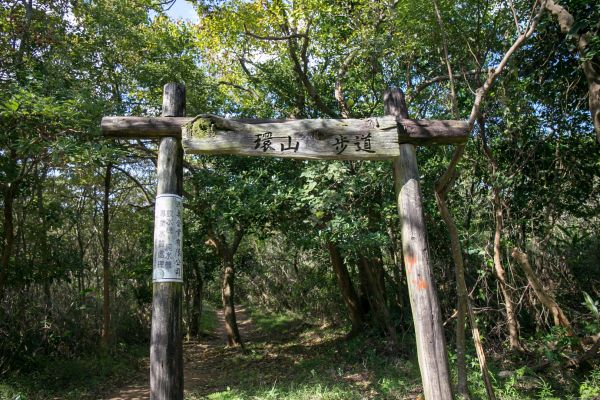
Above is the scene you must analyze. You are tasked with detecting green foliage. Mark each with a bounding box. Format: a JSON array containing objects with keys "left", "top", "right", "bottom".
[
  {"left": 579, "top": 366, "right": 600, "bottom": 399},
  {"left": 0, "top": 344, "right": 146, "bottom": 400},
  {"left": 1, "top": 0, "right": 599, "bottom": 398},
  {"left": 199, "top": 303, "right": 219, "bottom": 333},
  {"left": 249, "top": 308, "right": 299, "bottom": 332},
  {"left": 185, "top": 312, "right": 422, "bottom": 400},
  {"left": 583, "top": 292, "right": 599, "bottom": 320},
  {"left": 581, "top": 292, "right": 600, "bottom": 336}
]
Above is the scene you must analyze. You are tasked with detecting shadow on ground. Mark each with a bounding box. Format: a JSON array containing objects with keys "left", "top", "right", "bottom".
[
  {"left": 105, "top": 307, "right": 421, "bottom": 400},
  {"left": 183, "top": 309, "right": 421, "bottom": 400}
]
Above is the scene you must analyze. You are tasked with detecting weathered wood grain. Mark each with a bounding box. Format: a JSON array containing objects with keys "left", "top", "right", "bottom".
[
  {"left": 101, "top": 115, "right": 468, "bottom": 159},
  {"left": 387, "top": 88, "right": 453, "bottom": 400},
  {"left": 182, "top": 115, "right": 467, "bottom": 159},
  {"left": 102, "top": 116, "right": 192, "bottom": 137},
  {"left": 162, "top": 83, "right": 186, "bottom": 117},
  {"left": 150, "top": 83, "right": 184, "bottom": 400}
]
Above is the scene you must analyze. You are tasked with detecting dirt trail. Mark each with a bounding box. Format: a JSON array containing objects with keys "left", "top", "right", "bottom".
[{"left": 105, "top": 307, "right": 254, "bottom": 400}]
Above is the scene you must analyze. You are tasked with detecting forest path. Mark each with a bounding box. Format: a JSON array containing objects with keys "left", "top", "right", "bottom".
[
  {"left": 104, "top": 306, "right": 255, "bottom": 400},
  {"left": 102, "top": 307, "right": 425, "bottom": 399}
]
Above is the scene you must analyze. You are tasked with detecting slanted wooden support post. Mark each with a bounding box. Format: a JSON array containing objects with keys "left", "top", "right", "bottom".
[
  {"left": 150, "top": 83, "right": 185, "bottom": 400},
  {"left": 386, "top": 88, "right": 453, "bottom": 400}
]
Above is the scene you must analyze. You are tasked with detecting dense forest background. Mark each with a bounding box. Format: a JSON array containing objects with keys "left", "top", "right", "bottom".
[{"left": 1, "top": 0, "right": 599, "bottom": 399}]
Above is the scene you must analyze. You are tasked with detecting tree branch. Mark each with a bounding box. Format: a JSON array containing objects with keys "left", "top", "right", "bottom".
[
  {"left": 466, "top": 0, "right": 546, "bottom": 130},
  {"left": 335, "top": 50, "right": 358, "bottom": 118},
  {"left": 217, "top": 80, "right": 256, "bottom": 96},
  {"left": 544, "top": 0, "right": 573, "bottom": 34},
  {"left": 432, "top": 0, "right": 458, "bottom": 117},
  {"left": 279, "top": 14, "right": 336, "bottom": 117},
  {"left": 231, "top": 227, "right": 245, "bottom": 255},
  {"left": 244, "top": 27, "right": 307, "bottom": 41},
  {"left": 113, "top": 165, "right": 155, "bottom": 207},
  {"left": 435, "top": 0, "right": 548, "bottom": 317},
  {"left": 408, "top": 70, "right": 480, "bottom": 101}
]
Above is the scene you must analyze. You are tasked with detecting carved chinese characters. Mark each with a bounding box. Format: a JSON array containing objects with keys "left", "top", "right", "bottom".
[
  {"left": 253, "top": 131, "right": 376, "bottom": 156},
  {"left": 254, "top": 132, "right": 300, "bottom": 153}
]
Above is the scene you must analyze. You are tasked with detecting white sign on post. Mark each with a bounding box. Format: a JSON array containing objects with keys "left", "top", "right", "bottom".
[{"left": 152, "top": 194, "right": 183, "bottom": 283}]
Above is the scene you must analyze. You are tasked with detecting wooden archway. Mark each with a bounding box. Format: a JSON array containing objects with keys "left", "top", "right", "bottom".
[{"left": 102, "top": 83, "right": 468, "bottom": 400}]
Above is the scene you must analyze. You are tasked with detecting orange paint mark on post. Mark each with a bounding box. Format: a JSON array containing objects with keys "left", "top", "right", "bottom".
[
  {"left": 404, "top": 254, "right": 416, "bottom": 274},
  {"left": 417, "top": 278, "right": 428, "bottom": 290}
]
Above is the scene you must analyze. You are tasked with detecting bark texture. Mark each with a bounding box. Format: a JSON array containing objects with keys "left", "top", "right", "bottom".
[
  {"left": 101, "top": 163, "right": 112, "bottom": 348},
  {"left": 479, "top": 116, "right": 522, "bottom": 351},
  {"left": 150, "top": 83, "right": 185, "bottom": 400},
  {"left": 511, "top": 248, "right": 574, "bottom": 334},
  {"left": 222, "top": 254, "right": 243, "bottom": 347},
  {"left": 327, "top": 241, "right": 364, "bottom": 334},
  {"left": 386, "top": 88, "right": 453, "bottom": 400},
  {"left": 0, "top": 183, "right": 15, "bottom": 300}
]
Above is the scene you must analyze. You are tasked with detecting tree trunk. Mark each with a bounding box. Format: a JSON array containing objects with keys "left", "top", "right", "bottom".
[
  {"left": 222, "top": 254, "right": 242, "bottom": 347},
  {"left": 511, "top": 247, "right": 575, "bottom": 335},
  {"left": 479, "top": 115, "right": 522, "bottom": 351},
  {"left": 466, "top": 298, "right": 496, "bottom": 400},
  {"left": 357, "top": 257, "right": 372, "bottom": 316},
  {"left": 435, "top": 189, "right": 469, "bottom": 399},
  {"left": 101, "top": 163, "right": 112, "bottom": 348},
  {"left": 327, "top": 241, "right": 364, "bottom": 335},
  {"left": 584, "top": 62, "right": 600, "bottom": 141},
  {"left": 36, "top": 170, "right": 54, "bottom": 346},
  {"left": 491, "top": 189, "right": 522, "bottom": 351},
  {"left": 387, "top": 226, "right": 408, "bottom": 314},
  {"left": 436, "top": 179, "right": 496, "bottom": 400},
  {"left": 0, "top": 185, "right": 15, "bottom": 300},
  {"left": 371, "top": 254, "right": 388, "bottom": 305},
  {"left": 184, "top": 279, "right": 192, "bottom": 339},
  {"left": 35, "top": 168, "right": 53, "bottom": 318},
  {"left": 584, "top": 61, "right": 600, "bottom": 141},
  {"left": 358, "top": 255, "right": 399, "bottom": 348},
  {"left": 190, "top": 261, "right": 204, "bottom": 338},
  {"left": 430, "top": 1, "right": 468, "bottom": 392}
]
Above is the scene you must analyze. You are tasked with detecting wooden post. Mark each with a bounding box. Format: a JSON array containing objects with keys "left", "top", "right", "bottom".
[
  {"left": 150, "top": 83, "right": 185, "bottom": 400},
  {"left": 100, "top": 87, "right": 467, "bottom": 400},
  {"left": 386, "top": 88, "right": 453, "bottom": 400}
]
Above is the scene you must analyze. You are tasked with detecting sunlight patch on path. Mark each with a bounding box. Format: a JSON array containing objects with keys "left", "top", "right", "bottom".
[{"left": 104, "top": 307, "right": 252, "bottom": 400}]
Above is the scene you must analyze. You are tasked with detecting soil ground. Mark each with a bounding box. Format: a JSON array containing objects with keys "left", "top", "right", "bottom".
[
  {"left": 105, "top": 307, "right": 255, "bottom": 400},
  {"left": 103, "top": 306, "right": 423, "bottom": 400},
  {"left": 3, "top": 306, "right": 594, "bottom": 399}
]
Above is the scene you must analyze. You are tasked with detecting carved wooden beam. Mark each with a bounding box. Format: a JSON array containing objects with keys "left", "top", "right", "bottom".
[{"left": 101, "top": 115, "right": 468, "bottom": 160}]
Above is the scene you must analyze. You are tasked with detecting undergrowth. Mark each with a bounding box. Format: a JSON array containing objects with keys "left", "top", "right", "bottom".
[
  {"left": 187, "top": 308, "right": 600, "bottom": 400},
  {"left": 0, "top": 344, "right": 147, "bottom": 400},
  {"left": 2, "top": 306, "right": 598, "bottom": 399}
]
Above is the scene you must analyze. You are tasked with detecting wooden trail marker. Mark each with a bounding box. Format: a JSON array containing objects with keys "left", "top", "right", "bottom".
[
  {"left": 387, "top": 88, "right": 453, "bottom": 400},
  {"left": 101, "top": 86, "right": 465, "bottom": 400},
  {"left": 102, "top": 115, "right": 467, "bottom": 160},
  {"left": 102, "top": 83, "right": 185, "bottom": 400},
  {"left": 153, "top": 83, "right": 185, "bottom": 400}
]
